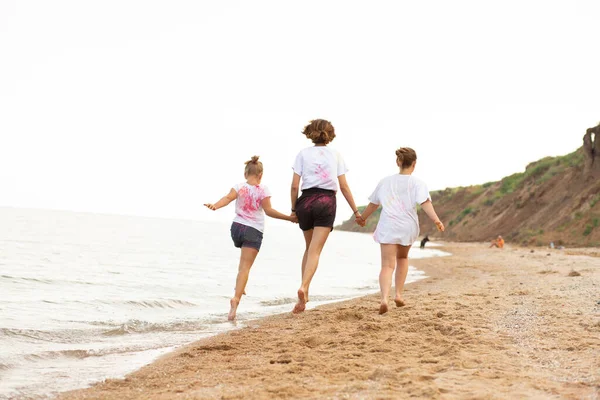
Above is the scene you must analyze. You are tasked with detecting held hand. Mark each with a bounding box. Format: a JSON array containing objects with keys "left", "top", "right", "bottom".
[
  {"left": 290, "top": 214, "right": 299, "bottom": 224},
  {"left": 354, "top": 212, "right": 366, "bottom": 227},
  {"left": 204, "top": 203, "right": 217, "bottom": 211},
  {"left": 435, "top": 220, "right": 445, "bottom": 232}
]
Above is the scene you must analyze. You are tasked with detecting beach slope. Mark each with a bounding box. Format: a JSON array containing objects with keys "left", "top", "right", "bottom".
[{"left": 60, "top": 243, "right": 599, "bottom": 399}]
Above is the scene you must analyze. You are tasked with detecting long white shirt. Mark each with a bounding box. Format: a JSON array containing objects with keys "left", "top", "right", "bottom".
[{"left": 368, "top": 174, "right": 431, "bottom": 245}]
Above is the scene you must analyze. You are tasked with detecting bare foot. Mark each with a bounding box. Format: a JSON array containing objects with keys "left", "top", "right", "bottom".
[
  {"left": 292, "top": 288, "right": 307, "bottom": 314},
  {"left": 379, "top": 302, "right": 389, "bottom": 315},
  {"left": 228, "top": 298, "right": 239, "bottom": 321},
  {"left": 394, "top": 298, "right": 406, "bottom": 307}
]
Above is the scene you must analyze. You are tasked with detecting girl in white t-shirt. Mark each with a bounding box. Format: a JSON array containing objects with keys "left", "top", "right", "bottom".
[
  {"left": 204, "top": 156, "right": 297, "bottom": 320},
  {"left": 290, "top": 119, "right": 361, "bottom": 314},
  {"left": 357, "top": 148, "right": 445, "bottom": 315}
]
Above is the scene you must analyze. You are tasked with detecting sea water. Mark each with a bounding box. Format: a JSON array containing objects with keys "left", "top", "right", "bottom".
[{"left": 0, "top": 208, "right": 449, "bottom": 399}]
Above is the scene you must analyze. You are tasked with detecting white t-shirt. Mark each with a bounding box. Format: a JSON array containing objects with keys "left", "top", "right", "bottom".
[
  {"left": 368, "top": 174, "right": 431, "bottom": 245},
  {"left": 232, "top": 183, "right": 272, "bottom": 233},
  {"left": 292, "top": 146, "right": 348, "bottom": 191}
]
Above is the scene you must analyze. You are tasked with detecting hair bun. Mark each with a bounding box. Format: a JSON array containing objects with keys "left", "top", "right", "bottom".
[
  {"left": 244, "top": 155, "right": 264, "bottom": 176},
  {"left": 245, "top": 155, "right": 260, "bottom": 165},
  {"left": 302, "top": 119, "right": 336, "bottom": 145},
  {"left": 395, "top": 147, "right": 417, "bottom": 168}
]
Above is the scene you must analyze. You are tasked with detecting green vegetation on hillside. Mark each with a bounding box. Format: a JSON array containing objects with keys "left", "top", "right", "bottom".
[
  {"left": 433, "top": 149, "right": 585, "bottom": 211},
  {"left": 498, "top": 150, "right": 583, "bottom": 194}
]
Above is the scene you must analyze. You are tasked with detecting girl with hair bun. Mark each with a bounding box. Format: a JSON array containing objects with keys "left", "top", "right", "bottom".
[
  {"left": 290, "top": 119, "right": 361, "bottom": 314},
  {"left": 357, "top": 147, "right": 445, "bottom": 315},
  {"left": 204, "top": 156, "right": 297, "bottom": 321}
]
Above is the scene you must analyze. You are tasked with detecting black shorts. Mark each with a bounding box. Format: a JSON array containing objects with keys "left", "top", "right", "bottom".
[
  {"left": 295, "top": 188, "right": 337, "bottom": 231},
  {"left": 230, "top": 222, "right": 263, "bottom": 251}
]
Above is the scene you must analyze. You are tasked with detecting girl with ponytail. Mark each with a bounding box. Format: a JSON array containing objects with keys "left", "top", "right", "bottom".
[
  {"left": 357, "top": 147, "right": 445, "bottom": 315},
  {"left": 290, "top": 119, "right": 361, "bottom": 314},
  {"left": 204, "top": 156, "right": 297, "bottom": 320}
]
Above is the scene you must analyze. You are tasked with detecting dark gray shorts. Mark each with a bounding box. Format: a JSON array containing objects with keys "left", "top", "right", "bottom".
[
  {"left": 296, "top": 188, "right": 337, "bottom": 232},
  {"left": 230, "top": 222, "right": 263, "bottom": 251}
]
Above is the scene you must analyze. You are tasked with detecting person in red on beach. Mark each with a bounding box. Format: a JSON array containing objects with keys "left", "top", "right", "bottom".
[
  {"left": 205, "top": 156, "right": 297, "bottom": 321},
  {"left": 290, "top": 119, "right": 362, "bottom": 314}
]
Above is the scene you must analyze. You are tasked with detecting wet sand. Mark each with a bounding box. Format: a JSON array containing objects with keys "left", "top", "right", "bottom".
[{"left": 59, "top": 243, "right": 599, "bottom": 399}]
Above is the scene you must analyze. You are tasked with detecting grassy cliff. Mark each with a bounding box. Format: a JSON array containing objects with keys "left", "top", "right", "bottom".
[{"left": 337, "top": 147, "right": 600, "bottom": 247}]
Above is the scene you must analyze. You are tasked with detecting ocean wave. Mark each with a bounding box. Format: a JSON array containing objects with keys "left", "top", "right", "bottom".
[
  {"left": 25, "top": 349, "right": 95, "bottom": 361},
  {"left": 354, "top": 285, "right": 377, "bottom": 291},
  {"left": 0, "top": 328, "right": 93, "bottom": 344},
  {"left": 0, "top": 275, "right": 54, "bottom": 284},
  {"left": 259, "top": 294, "right": 350, "bottom": 307},
  {"left": 310, "top": 294, "right": 352, "bottom": 302},
  {"left": 259, "top": 297, "right": 297, "bottom": 306},
  {"left": 122, "top": 299, "right": 197, "bottom": 309},
  {"left": 102, "top": 319, "right": 206, "bottom": 336},
  {"left": 1, "top": 328, "right": 51, "bottom": 341},
  {"left": 22, "top": 343, "right": 170, "bottom": 362}
]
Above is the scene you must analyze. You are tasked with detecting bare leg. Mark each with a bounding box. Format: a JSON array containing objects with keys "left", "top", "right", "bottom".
[
  {"left": 301, "top": 229, "right": 313, "bottom": 280},
  {"left": 229, "top": 247, "right": 259, "bottom": 321},
  {"left": 379, "top": 244, "right": 397, "bottom": 314},
  {"left": 394, "top": 244, "right": 411, "bottom": 307},
  {"left": 293, "top": 227, "right": 330, "bottom": 314}
]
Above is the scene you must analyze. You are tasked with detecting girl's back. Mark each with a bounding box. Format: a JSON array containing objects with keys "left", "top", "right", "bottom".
[
  {"left": 233, "top": 182, "right": 270, "bottom": 232},
  {"left": 293, "top": 146, "right": 347, "bottom": 191},
  {"left": 369, "top": 174, "right": 430, "bottom": 246},
  {"left": 357, "top": 146, "right": 444, "bottom": 315}
]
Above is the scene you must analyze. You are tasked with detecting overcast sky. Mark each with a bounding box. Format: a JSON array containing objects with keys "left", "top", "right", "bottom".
[{"left": 1, "top": 1, "right": 598, "bottom": 223}]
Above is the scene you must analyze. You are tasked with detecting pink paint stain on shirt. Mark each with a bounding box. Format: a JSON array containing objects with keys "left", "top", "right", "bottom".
[
  {"left": 237, "top": 185, "right": 265, "bottom": 221},
  {"left": 314, "top": 164, "right": 330, "bottom": 181}
]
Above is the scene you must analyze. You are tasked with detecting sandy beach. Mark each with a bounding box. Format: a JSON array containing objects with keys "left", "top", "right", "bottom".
[{"left": 59, "top": 242, "right": 599, "bottom": 399}]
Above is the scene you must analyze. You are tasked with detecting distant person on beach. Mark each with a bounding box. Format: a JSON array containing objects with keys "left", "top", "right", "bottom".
[
  {"left": 204, "top": 156, "right": 297, "bottom": 321},
  {"left": 290, "top": 119, "right": 362, "bottom": 314},
  {"left": 489, "top": 235, "right": 504, "bottom": 249},
  {"left": 420, "top": 235, "right": 430, "bottom": 249},
  {"left": 356, "top": 147, "right": 444, "bottom": 315}
]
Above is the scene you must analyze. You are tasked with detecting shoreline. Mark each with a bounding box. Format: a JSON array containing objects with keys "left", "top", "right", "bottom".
[
  {"left": 45, "top": 265, "right": 431, "bottom": 398},
  {"left": 59, "top": 242, "right": 599, "bottom": 399}
]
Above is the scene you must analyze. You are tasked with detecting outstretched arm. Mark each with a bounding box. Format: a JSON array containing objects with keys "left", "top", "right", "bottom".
[
  {"left": 338, "top": 174, "right": 362, "bottom": 220},
  {"left": 204, "top": 188, "right": 237, "bottom": 211},
  {"left": 420, "top": 200, "right": 444, "bottom": 231},
  {"left": 262, "top": 197, "right": 297, "bottom": 222}
]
